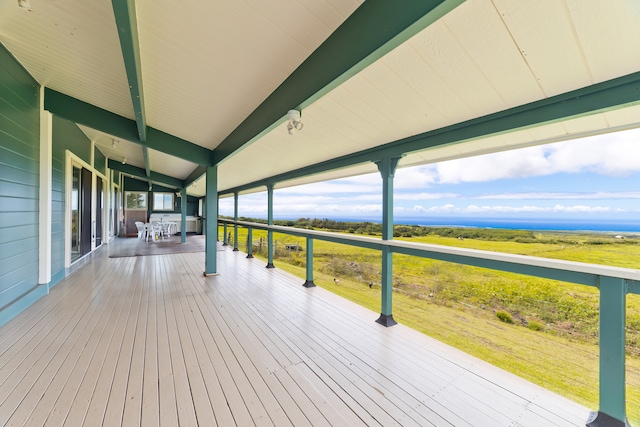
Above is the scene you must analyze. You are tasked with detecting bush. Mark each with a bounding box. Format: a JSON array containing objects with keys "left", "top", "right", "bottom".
[
  {"left": 528, "top": 320, "right": 544, "bottom": 331},
  {"left": 496, "top": 310, "right": 514, "bottom": 324}
]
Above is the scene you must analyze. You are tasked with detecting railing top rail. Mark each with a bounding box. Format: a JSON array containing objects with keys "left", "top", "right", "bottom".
[{"left": 220, "top": 218, "right": 640, "bottom": 289}]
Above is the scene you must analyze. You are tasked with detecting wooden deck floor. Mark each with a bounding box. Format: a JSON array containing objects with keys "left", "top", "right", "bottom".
[{"left": 0, "top": 240, "right": 591, "bottom": 426}]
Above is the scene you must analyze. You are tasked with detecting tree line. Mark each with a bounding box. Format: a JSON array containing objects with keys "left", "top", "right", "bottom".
[{"left": 227, "top": 216, "right": 538, "bottom": 241}]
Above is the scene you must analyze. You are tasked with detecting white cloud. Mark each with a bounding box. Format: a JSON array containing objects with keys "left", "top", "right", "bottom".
[
  {"left": 433, "top": 128, "right": 640, "bottom": 184},
  {"left": 394, "top": 166, "right": 438, "bottom": 189},
  {"left": 395, "top": 192, "right": 459, "bottom": 201},
  {"left": 399, "top": 204, "right": 620, "bottom": 214},
  {"left": 476, "top": 191, "right": 640, "bottom": 200},
  {"left": 396, "top": 204, "right": 458, "bottom": 214}
]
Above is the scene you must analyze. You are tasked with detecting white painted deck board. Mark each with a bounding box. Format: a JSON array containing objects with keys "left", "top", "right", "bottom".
[{"left": 0, "top": 240, "right": 592, "bottom": 426}]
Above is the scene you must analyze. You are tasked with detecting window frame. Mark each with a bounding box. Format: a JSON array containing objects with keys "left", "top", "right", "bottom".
[
  {"left": 124, "top": 191, "right": 147, "bottom": 211},
  {"left": 153, "top": 192, "right": 174, "bottom": 211}
]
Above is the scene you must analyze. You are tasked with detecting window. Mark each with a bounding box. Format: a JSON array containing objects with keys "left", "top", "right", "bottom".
[
  {"left": 153, "top": 192, "right": 174, "bottom": 211},
  {"left": 125, "top": 191, "right": 147, "bottom": 210}
]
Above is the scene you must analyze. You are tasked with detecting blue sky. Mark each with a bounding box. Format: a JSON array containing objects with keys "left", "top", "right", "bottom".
[{"left": 220, "top": 128, "right": 640, "bottom": 223}]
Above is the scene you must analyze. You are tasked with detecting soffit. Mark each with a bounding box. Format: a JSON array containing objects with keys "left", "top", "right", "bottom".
[
  {"left": 2, "top": 0, "right": 639, "bottom": 197},
  {"left": 0, "top": 0, "right": 134, "bottom": 119},
  {"left": 215, "top": 0, "right": 640, "bottom": 193},
  {"left": 212, "top": 104, "right": 640, "bottom": 197},
  {"left": 136, "top": 0, "right": 364, "bottom": 148},
  {"left": 81, "top": 126, "right": 145, "bottom": 168}
]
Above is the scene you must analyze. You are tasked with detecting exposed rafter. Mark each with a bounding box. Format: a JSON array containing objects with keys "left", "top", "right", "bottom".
[
  {"left": 111, "top": 0, "right": 153, "bottom": 183},
  {"left": 108, "top": 159, "right": 184, "bottom": 189},
  {"left": 219, "top": 71, "right": 640, "bottom": 195},
  {"left": 111, "top": 0, "right": 147, "bottom": 143},
  {"left": 185, "top": 165, "right": 207, "bottom": 187},
  {"left": 210, "top": 0, "right": 465, "bottom": 165},
  {"left": 44, "top": 89, "right": 213, "bottom": 166},
  {"left": 142, "top": 146, "right": 151, "bottom": 177}
]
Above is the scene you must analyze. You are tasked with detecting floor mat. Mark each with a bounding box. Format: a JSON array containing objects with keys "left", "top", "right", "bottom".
[{"left": 108, "top": 235, "right": 213, "bottom": 258}]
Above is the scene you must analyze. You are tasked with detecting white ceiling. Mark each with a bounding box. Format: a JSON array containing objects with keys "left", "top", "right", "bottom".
[{"left": 1, "top": 0, "right": 639, "bottom": 198}]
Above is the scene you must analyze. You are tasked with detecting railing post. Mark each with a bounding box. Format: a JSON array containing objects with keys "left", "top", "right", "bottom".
[
  {"left": 587, "top": 277, "right": 629, "bottom": 427},
  {"left": 303, "top": 237, "right": 315, "bottom": 287},
  {"left": 233, "top": 192, "right": 239, "bottom": 251},
  {"left": 246, "top": 227, "right": 253, "bottom": 259},
  {"left": 266, "top": 184, "right": 275, "bottom": 268},
  {"left": 379, "top": 245, "right": 395, "bottom": 325},
  {"left": 222, "top": 222, "right": 228, "bottom": 246}
]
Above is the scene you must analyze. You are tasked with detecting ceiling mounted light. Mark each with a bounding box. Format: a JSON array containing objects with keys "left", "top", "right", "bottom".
[
  {"left": 286, "top": 110, "right": 303, "bottom": 135},
  {"left": 18, "top": 0, "right": 32, "bottom": 11},
  {"left": 122, "top": 157, "right": 127, "bottom": 165}
]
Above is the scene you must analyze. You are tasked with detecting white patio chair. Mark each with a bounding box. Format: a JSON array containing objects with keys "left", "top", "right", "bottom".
[
  {"left": 159, "top": 222, "right": 173, "bottom": 241},
  {"left": 135, "top": 221, "right": 147, "bottom": 240}
]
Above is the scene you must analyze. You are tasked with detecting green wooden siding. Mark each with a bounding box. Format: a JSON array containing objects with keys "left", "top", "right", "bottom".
[
  {"left": 51, "top": 116, "right": 92, "bottom": 281},
  {"left": 0, "top": 43, "right": 42, "bottom": 326},
  {"left": 94, "top": 145, "right": 106, "bottom": 175}
]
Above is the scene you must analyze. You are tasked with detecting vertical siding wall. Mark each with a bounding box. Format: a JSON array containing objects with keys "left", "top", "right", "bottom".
[
  {"left": 0, "top": 44, "right": 41, "bottom": 325},
  {"left": 50, "top": 116, "right": 92, "bottom": 282},
  {"left": 94, "top": 145, "right": 106, "bottom": 176}
]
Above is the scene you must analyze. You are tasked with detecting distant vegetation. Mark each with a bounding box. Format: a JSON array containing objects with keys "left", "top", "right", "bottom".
[{"left": 231, "top": 216, "right": 638, "bottom": 243}]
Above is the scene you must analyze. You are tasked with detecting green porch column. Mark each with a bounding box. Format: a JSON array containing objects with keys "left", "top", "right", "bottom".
[
  {"left": 374, "top": 157, "right": 401, "bottom": 327},
  {"left": 303, "top": 237, "right": 315, "bottom": 288},
  {"left": 216, "top": 196, "right": 220, "bottom": 241},
  {"left": 266, "top": 184, "right": 275, "bottom": 268},
  {"left": 180, "top": 187, "right": 187, "bottom": 243},
  {"left": 233, "top": 192, "right": 239, "bottom": 251},
  {"left": 204, "top": 166, "right": 218, "bottom": 275},
  {"left": 246, "top": 227, "right": 254, "bottom": 259},
  {"left": 222, "top": 222, "right": 228, "bottom": 246},
  {"left": 587, "top": 277, "right": 629, "bottom": 427}
]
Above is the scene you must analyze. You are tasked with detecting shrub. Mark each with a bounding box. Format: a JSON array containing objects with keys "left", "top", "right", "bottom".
[
  {"left": 496, "top": 310, "right": 514, "bottom": 324},
  {"left": 528, "top": 321, "right": 544, "bottom": 331}
]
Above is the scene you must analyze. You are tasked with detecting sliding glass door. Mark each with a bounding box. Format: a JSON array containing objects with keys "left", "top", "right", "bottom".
[
  {"left": 71, "top": 165, "right": 81, "bottom": 261},
  {"left": 70, "top": 165, "right": 94, "bottom": 262}
]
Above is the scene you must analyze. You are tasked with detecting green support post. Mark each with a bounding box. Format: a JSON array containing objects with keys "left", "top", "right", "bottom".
[
  {"left": 246, "top": 227, "right": 253, "bottom": 259},
  {"left": 303, "top": 237, "right": 315, "bottom": 288},
  {"left": 375, "top": 157, "right": 401, "bottom": 327},
  {"left": 180, "top": 187, "right": 187, "bottom": 243},
  {"left": 587, "top": 277, "right": 630, "bottom": 427},
  {"left": 204, "top": 166, "right": 218, "bottom": 276},
  {"left": 233, "top": 192, "right": 239, "bottom": 251},
  {"left": 266, "top": 184, "right": 275, "bottom": 268},
  {"left": 222, "top": 222, "right": 228, "bottom": 246}
]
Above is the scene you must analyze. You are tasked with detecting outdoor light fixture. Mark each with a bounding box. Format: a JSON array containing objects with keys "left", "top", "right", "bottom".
[
  {"left": 18, "top": 0, "right": 32, "bottom": 11},
  {"left": 122, "top": 157, "right": 127, "bottom": 165},
  {"left": 286, "top": 109, "right": 303, "bottom": 135}
]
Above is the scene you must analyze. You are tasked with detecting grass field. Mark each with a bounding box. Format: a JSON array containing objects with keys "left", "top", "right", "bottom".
[{"left": 219, "top": 222, "right": 640, "bottom": 423}]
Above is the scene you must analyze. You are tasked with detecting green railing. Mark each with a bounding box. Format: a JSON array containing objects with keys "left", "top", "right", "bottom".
[{"left": 218, "top": 218, "right": 640, "bottom": 426}]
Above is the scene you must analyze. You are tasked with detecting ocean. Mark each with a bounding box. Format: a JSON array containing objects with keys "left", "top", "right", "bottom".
[{"left": 272, "top": 216, "right": 640, "bottom": 233}]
